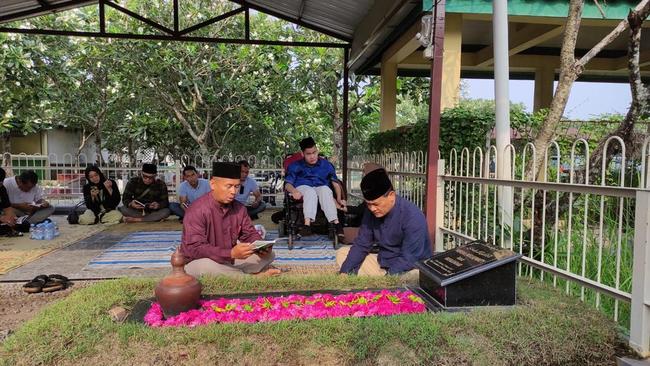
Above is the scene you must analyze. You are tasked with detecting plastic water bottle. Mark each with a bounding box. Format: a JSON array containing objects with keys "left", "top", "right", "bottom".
[
  {"left": 29, "top": 224, "right": 36, "bottom": 239},
  {"left": 42, "top": 223, "right": 50, "bottom": 240},
  {"left": 45, "top": 222, "right": 54, "bottom": 240},
  {"left": 34, "top": 224, "right": 43, "bottom": 240},
  {"left": 40, "top": 223, "right": 48, "bottom": 240},
  {"left": 42, "top": 224, "right": 49, "bottom": 240},
  {"left": 53, "top": 222, "right": 60, "bottom": 237}
]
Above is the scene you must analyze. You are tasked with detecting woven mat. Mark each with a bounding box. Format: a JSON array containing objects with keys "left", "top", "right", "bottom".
[
  {"left": 84, "top": 229, "right": 337, "bottom": 270},
  {"left": 0, "top": 216, "right": 107, "bottom": 274}
]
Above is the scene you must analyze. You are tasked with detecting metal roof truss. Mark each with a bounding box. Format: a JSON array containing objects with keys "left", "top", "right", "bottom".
[{"left": 0, "top": 0, "right": 350, "bottom": 48}]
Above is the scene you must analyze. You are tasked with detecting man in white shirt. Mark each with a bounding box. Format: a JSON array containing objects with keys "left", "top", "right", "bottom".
[
  {"left": 4, "top": 170, "right": 55, "bottom": 224},
  {"left": 169, "top": 166, "right": 211, "bottom": 221},
  {"left": 234, "top": 160, "right": 266, "bottom": 220}
]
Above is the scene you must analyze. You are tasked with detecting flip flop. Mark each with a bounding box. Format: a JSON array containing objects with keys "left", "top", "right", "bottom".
[
  {"left": 44, "top": 274, "right": 70, "bottom": 292},
  {"left": 22, "top": 275, "right": 48, "bottom": 294}
]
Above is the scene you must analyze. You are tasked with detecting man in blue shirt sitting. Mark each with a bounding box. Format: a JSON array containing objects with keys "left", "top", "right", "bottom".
[
  {"left": 285, "top": 137, "right": 345, "bottom": 238},
  {"left": 337, "top": 168, "right": 432, "bottom": 276},
  {"left": 235, "top": 160, "right": 266, "bottom": 220},
  {"left": 170, "top": 166, "right": 211, "bottom": 221}
]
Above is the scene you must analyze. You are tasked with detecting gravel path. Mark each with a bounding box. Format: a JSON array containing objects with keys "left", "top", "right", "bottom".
[{"left": 0, "top": 281, "right": 93, "bottom": 343}]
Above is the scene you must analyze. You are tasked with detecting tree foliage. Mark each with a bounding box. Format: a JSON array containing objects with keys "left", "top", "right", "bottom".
[
  {"left": 366, "top": 100, "right": 543, "bottom": 159},
  {"left": 0, "top": 1, "right": 379, "bottom": 166},
  {"left": 0, "top": 32, "right": 59, "bottom": 159}
]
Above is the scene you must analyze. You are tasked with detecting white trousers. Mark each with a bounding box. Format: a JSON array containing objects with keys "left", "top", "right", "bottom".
[{"left": 296, "top": 185, "right": 338, "bottom": 222}]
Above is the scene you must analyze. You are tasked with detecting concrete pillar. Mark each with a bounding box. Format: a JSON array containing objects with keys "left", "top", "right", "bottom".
[
  {"left": 380, "top": 61, "right": 397, "bottom": 131},
  {"left": 441, "top": 13, "right": 463, "bottom": 111},
  {"left": 534, "top": 66, "right": 555, "bottom": 111},
  {"left": 494, "top": 0, "right": 513, "bottom": 249},
  {"left": 630, "top": 190, "right": 650, "bottom": 357}
]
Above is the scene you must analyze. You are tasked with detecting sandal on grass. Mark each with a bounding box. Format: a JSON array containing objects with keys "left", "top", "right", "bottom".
[
  {"left": 43, "top": 274, "right": 70, "bottom": 292},
  {"left": 22, "top": 274, "right": 48, "bottom": 294}
]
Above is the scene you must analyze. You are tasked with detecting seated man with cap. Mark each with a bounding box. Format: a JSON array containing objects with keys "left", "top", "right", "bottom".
[
  {"left": 337, "top": 169, "right": 432, "bottom": 276},
  {"left": 120, "top": 163, "right": 171, "bottom": 223},
  {"left": 284, "top": 137, "right": 345, "bottom": 238},
  {"left": 180, "top": 162, "right": 280, "bottom": 277}
]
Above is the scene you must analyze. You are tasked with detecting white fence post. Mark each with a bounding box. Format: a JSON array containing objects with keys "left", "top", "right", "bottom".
[
  {"left": 435, "top": 159, "right": 445, "bottom": 252},
  {"left": 630, "top": 190, "right": 650, "bottom": 357}
]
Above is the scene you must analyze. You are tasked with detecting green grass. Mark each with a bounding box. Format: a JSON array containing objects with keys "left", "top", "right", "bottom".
[{"left": 0, "top": 275, "right": 626, "bottom": 366}]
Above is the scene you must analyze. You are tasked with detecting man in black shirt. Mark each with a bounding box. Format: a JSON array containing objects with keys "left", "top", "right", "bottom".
[{"left": 0, "top": 168, "right": 19, "bottom": 235}]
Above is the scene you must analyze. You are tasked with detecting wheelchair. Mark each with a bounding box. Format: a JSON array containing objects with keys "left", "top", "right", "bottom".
[
  {"left": 278, "top": 181, "right": 348, "bottom": 250},
  {"left": 276, "top": 153, "right": 348, "bottom": 250}
]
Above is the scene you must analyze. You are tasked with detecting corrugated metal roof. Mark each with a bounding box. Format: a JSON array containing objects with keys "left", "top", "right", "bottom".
[
  {"left": 0, "top": 0, "right": 96, "bottom": 24},
  {"left": 245, "top": 0, "right": 374, "bottom": 40},
  {"left": 0, "top": 0, "right": 374, "bottom": 41}
]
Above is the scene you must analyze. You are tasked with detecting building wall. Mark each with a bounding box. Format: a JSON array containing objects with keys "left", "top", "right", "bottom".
[
  {"left": 9, "top": 129, "right": 109, "bottom": 164},
  {"left": 10, "top": 132, "right": 43, "bottom": 155},
  {"left": 45, "top": 129, "right": 104, "bottom": 164}
]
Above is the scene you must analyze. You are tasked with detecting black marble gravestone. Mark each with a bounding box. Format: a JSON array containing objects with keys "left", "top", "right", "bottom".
[{"left": 413, "top": 240, "right": 522, "bottom": 311}]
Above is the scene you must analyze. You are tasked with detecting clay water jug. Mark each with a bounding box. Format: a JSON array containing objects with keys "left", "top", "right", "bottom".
[{"left": 155, "top": 250, "right": 202, "bottom": 318}]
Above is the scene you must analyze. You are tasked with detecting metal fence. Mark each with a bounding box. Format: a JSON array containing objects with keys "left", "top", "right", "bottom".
[
  {"left": 4, "top": 152, "right": 286, "bottom": 207},
  {"left": 347, "top": 151, "right": 428, "bottom": 209},
  {"left": 348, "top": 138, "right": 650, "bottom": 356}
]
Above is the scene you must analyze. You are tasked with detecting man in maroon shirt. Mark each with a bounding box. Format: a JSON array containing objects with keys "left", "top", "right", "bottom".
[{"left": 180, "top": 162, "right": 280, "bottom": 277}]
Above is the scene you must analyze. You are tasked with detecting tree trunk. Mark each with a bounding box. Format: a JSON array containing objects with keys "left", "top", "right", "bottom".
[
  {"left": 1, "top": 133, "right": 11, "bottom": 171},
  {"left": 94, "top": 124, "right": 103, "bottom": 166},
  {"left": 589, "top": 5, "right": 650, "bottom": 181},
  {"left": 331, "top": 84, "right": 342, "bottom": 167},
  {"left": 199, "top": 144, "right": 210, "bottom": 161},
  {"left": 77, "top": 127, "right": 93, "bottom": 164},
  {"left": 531, "top": 0, "right": 583, "bottom": 180},
  {"left": 127, "top": 138, "right": 135, "bottom": 168},
  {"left": 530, "top": 0, "right": 650, "bottom": 180}
]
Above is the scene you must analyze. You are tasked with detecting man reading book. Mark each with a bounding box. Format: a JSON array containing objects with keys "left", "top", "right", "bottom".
[
  {"left": 179, "top": 162, "right": 280, "bottom": 277},
  {"left": 4, "top": 170, "right": 55, "bottom": 225},
  {"left": 120, "top": 163, "right": 171, "bottom": 223}
]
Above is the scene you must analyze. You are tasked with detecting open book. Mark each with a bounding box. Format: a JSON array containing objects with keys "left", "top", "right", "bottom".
[
  {"left": 251, "top": 237, "right": 288, "bottom": 252},
  {"left": 132, "top": 200, "right": 147, "bottom": 208}
]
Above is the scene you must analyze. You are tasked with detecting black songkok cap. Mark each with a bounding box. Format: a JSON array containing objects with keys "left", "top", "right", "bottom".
[
  {"left": 142, "top": 163, "right": 157, "bottom": 174},
  {"left": 360, "top": 168, "right": 393, "bottom": 201},
  {"left": 299, "top": 137, "right": 316, "bottom": 151},
  {"left": 212, "top": 162, "right": 241, "bottom": 179}
]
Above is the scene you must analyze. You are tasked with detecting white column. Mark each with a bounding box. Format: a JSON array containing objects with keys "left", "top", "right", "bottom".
[
  {"left": 493, "top": 0, "right": 513, "bottom": 247},
  {"left": 630, "top": 190, "right": 650, "bottom": 357}
]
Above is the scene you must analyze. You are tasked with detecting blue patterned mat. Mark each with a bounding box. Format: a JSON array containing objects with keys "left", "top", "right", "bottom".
[{"left": 84, "top": 230, "right": 336, "bottom": 270}]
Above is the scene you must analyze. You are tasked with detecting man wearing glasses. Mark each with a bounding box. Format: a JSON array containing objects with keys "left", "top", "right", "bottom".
[
  {"left": 234, "top": 160, "right": 266, "bottom": 220},
  {"left": 120, "top": 163, "right": 171, "bottom": 223}
]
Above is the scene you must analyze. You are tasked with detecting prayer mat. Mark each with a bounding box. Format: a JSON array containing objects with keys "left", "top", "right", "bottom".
[
  {"left": 84, "top": 230, "right": 336, "bottom": 270},
  {"left": 265, "top": 230, "right": 336, "bottom": 265},
  {"left": 84, "top": 231, "right": 180, "bottom": 270}
]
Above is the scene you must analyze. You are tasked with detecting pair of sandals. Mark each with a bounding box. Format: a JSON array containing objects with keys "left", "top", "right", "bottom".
[{"left": 22, "top": 274, "right": 70, "bottom": 294}]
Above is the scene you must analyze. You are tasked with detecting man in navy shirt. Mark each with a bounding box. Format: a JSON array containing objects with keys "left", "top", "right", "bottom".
[
  {"left": 285, "top": 137, "right": 345, "bottom": 237},
  {"left": 337, "top": 168, "right": 432, "bottom": 275}
]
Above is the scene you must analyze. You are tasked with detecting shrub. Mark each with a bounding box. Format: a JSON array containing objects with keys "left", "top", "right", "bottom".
[{"left": 366, "top": 100, "right": 538, "bottom": 159}]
